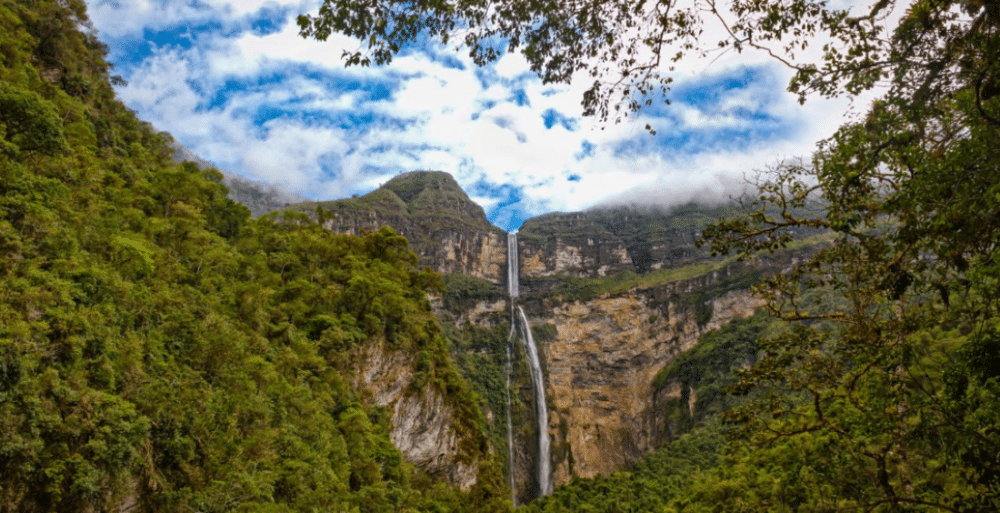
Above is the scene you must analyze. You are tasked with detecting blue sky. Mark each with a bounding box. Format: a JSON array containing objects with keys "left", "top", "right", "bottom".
[{"left": 84, "top": 0, "right": 868, "bottom": 232}]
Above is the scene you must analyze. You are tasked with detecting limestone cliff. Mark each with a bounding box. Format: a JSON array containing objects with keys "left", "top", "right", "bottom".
[
  {"left": 349, "top": 338, "right": 480, "bottom": 489},
  {"left": 282, "top": 172, "right": 824, "bottom": 501},
  {"left": 542, "top": 282, "right": 762, "bottom": 482},
  {"left": 291, "top": 171, "right": 507, "bottom": 283},
  {"left": 514, "top": 248, "right": 811, "bottom": 489},
  {"left": 515, "top": 203, "right": 822, "bottom": 282},
  {"left": 516, "top": 213, "right": 633, "bottom": 278},
  {"left": 516, "top": 204, "right": 737, "bottom": 279}
]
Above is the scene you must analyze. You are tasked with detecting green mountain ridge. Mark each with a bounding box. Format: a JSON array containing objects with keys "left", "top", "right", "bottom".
[
  {"left": 168, "top": 140, "right": 309, "bottom": 217},
  {"left": 0, "top": 2, "right": 508, "bottom": 510},
  {"left": 294, "top": 170, "right": 499, "bottom": 235}
]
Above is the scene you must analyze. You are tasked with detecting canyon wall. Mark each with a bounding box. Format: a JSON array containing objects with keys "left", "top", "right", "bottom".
[
  {"left": 541, "top": 284, "right": 763, "bottom": 483},
  {"left": 350, "top": 338, "right": 480, "bottom": 489},
  {"left": 292, "top": 171, "right": 819, "bottom": 500}
]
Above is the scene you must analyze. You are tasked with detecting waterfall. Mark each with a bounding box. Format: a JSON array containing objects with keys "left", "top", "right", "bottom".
[
  {"left": 505, "top": 335, "right": 516, "bottom": 504},
  {"left": 506, "top": 232, "right": 552, "bottom": 499},
  {"left": 507, "top": 232, "right": 519, "bottom": 299},
  {"left": 518, "top": 306, "right": 552, "bottom": 496}
]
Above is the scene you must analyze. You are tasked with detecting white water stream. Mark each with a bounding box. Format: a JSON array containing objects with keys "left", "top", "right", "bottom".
[
  {"left": 518, "top": 305, "right": 552, "bottom": 496},
  {"left": 506, "top": 232, "right": 552, "bottom": 498},
  {"left": 507, "top": 232, "right": 519, "bottom": 299}
]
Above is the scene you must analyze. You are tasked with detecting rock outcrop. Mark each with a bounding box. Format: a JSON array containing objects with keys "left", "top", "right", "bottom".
[
  {"left": 294, "top": 171, "right": 507, "bottom": 283},
  {"left": 350, "top": 338, "right": 480, "bottom": 489}
]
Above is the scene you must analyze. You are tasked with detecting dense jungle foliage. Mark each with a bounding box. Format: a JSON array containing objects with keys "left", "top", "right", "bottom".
[
  {"left": 513, "top": 0, "right": 1000, "bottom": 509},
  {"left": 5, "top": 0, "right": 999, "bottom": 510},
  {"left": 0, "top": 1, "right": 509, "bottom": 511}
]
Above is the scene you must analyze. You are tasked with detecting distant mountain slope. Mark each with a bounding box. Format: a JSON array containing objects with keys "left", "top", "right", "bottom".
[
  {"left": 169, "top": 141, "right": 308, "bottom": 217},
  {"left": 288, "top": 171, "right": 508, "bottom": 282}
]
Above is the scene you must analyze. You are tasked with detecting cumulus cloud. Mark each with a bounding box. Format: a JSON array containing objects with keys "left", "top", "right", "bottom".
[
  {"left": 83, "top": 0, "right": 899, "bottom": 230},
  {"left": 89, "top": 0, "right": 318, "bottom": 38}
]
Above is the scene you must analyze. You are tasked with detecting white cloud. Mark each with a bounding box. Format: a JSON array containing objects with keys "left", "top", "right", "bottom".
[
  {"left": 84, "top": 0, "right": 905, "bottom": 229},
  {"left": 494, "top": 52, "right": 532, "bottom": 79},
  {"left": 88, "top": 0, "right": 319, "bottom": 38}
]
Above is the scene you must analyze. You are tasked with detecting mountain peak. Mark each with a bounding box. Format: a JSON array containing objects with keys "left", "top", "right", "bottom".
[
  {"left": 285, "top": 170, "right": 505, "bottom": 281},
  {"left": 382, "top": 170, "right": 465, "bottom": 204},
  {"left": 289, "top": 169, "right": 501, "bottom": 238},
  {"left": 371, "top": 171, "right": 492, "bottom": 231}
]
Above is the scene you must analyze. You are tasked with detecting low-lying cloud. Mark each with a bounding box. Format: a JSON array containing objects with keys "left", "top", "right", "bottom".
[{"left": 85, "top": 0, "right": 871, "bottom": 230}]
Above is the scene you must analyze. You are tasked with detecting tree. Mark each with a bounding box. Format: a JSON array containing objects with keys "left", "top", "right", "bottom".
[
  {"left": 690, "top": 18, "right": 1000, "bottom": 513},
  {"left": 298, "top": 0, "right": 1000, "bottom": 509},
  {"left": 298, "top": 0, "right": 999, "bottom": 132},
  {"left": 0, "top": 82, "right": 69, "bottom": 156}
]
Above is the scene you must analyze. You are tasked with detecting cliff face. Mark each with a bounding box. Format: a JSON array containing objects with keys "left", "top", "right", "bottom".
[
  {"left": 292, "top": 171, "right": 507, "bottom": 283},
  {"left": 517, "top": 204, "right": 737, "bottom": 279},
  {"left": 350, "top": 339, "right": 479, "bottom": 489},
  {"left": 516, "top": 213, "right": 633, "bottom": 278},
  {"left": 543, "top": 284, "right": 762, "bottom": 482},
  {"left": 516, "top": 249, "right": 808, "bottom": 488},
  {"left": 281, "top": 172, "right": 821, "bottom": 501}
]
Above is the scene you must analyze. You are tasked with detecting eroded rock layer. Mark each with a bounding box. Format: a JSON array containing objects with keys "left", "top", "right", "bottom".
[{"left": 544, "top": 287, "right": 762, "bottom": 482}]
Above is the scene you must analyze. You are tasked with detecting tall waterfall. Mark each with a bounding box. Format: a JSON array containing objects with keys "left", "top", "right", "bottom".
[
  {"left": 506, "top": 232, "right": 552, "bottom": 498},
  {"left": 506, "top": 231, "right": 518, "bottom": 501},
  {"left": 518, "top": 306, "right": 552, "bottom": 496},
  {"left": 507, "top": 232, "right": 519, "bottom": 299}
]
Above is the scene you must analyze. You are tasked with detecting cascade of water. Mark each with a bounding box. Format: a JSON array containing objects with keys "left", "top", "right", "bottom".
[
  {"left": 507, "top": 232, "right": 519, "bottom": 299},
  {"left": 506, "top": 232, "right": 552, "bottom": 498},
  {"left": 506, "top": 234, "right": 518, "bottom": 503},
  {"left": 505, "top": 334, "right": 516, "bottom": 504},
  {"left": 518, "top": 305, "right": 552, "bottom": 496}
]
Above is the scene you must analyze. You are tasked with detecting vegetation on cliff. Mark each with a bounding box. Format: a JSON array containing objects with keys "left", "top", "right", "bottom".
[
  {"left": 516, "top": 0, "right": 999, "bottom": 507},
  {"left": 0, "top": 1, "right": 509, "bottom": 511},
  {"left": 296, "top": 171, "right": 504, "bottom": 245}
]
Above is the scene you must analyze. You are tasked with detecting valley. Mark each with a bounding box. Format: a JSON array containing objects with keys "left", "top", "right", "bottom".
[
  {"left": 298, "top": 170, "right": 819, "bottom": 503},
  {"left": 4, "top": 0, "right": 997, "bottom": 510}
]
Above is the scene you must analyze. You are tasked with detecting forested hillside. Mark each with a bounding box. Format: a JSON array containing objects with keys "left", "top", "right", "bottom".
[
  {"left": 0, "top": 1, "right": 507, "bottom": 511},
  {"left": 4, "top": 0, "right": 999, "bottom": 510},
  {"left": 169, "top": 142, "right": 308, "bottom": 218}
]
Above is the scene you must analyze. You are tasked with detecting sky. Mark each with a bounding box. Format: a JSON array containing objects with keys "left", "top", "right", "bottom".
[{"left": 83, "top": 0, "right": 893, "bottom": 232}]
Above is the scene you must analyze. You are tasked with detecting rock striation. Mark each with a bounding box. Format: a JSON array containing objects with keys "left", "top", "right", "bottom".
[
  {"left": 544, "top": 283, "right": 763, "bottom": 482},
  {"left": 293, "top": 171, "right": 507, "bottom": 283},
  {"left": 350, "top": 338, "right": 480, "bottom": 489},
  {"left": 279, "top": 171, "right": 825, "bottom": 500}
]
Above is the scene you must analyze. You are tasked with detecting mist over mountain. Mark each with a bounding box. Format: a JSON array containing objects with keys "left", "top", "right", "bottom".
[
  {"left": 7, "top": 0, "right": 996, "bottom": 510},
  {"left": 168, "top": 139, "right": 308, "bottom": 217}
]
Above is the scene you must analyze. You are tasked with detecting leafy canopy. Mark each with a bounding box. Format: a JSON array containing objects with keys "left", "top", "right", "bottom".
[
  {"left": 0, "top": 0, "right": 512, "bottom": 511},
  {"left": 686, "top": 1, "right": 1000, "bottom": 511},
  {"left": 298, "top": 0, "right": 999, "bottom": 132}
]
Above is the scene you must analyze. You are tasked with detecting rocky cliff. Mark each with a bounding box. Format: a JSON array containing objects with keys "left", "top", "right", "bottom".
[
  {"left": 516, "top": 204, "right": 740, "bottom": 280},
  {"left": 292, "top": 171, "right": 507, "bottom": 283},
  {"left": 535, "top": 254, "right": 798, "bottom": 484},
  {"left": 350, "top": 338, "right": 480, "bottom": 489},
  {"left": 281, "top": 171, "right": 824, "bottom": 502}
]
